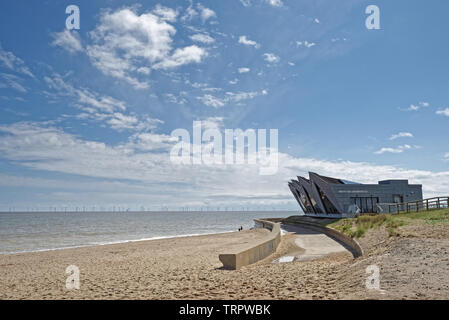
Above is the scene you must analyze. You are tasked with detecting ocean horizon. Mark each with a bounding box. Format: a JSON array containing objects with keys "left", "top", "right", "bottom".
[{"left": 0, "top": 210, "right": 296, "bottom": 255}]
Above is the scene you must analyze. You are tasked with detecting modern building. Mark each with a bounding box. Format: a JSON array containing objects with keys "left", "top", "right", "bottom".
[{"left": 288, "top": 172, "right": 423, "bottom": 217}]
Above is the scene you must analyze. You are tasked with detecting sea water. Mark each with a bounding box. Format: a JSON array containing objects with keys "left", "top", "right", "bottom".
[{"left": 0, "top": 211, "right": 292, "bottom": 254}]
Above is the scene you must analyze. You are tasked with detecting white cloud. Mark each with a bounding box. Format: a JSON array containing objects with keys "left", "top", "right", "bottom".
[
  {"left": 202, "top": 87, "right": 221, "bottom": 92},
  {"left": 185, "top": 80, "right": 207, "bottom": 88},
  {"left": 0, "top": 73, "right": 27, "bottom": 93},
  {"left": 314, "top": 18, "right": 320, "bottom": 24},
  {"left": 165, "top": 92, "right": 187, "bottom": 105},
  {"left": 267, "top": 0, "right": 283, "bottom": 7},
  {"left": 436, "top": 108, "right": 449, "bottom": 117},
  {"left": 374, "top": 144, "right": 412, "bottom": 154},
  {"left": 197, "top": 4, "right": 216, "bottom": 22},
  {"left": 389, "top": 132, "right": 414, "bottom": 140},
  {"left": 197, "top": 90, "right": 266, "bottom": 108},
  {"left": 196, "top": 116, "right": 224, "bottom": 130},
  {"left": 238, "top": 36, "right": 260, "bottom": 48},
  {"left": 444, "top": 152, "right": 449, "bottom": 159},
  {"left": 106, "top": 113, "right": 139, "bottom": 130},
  {"left": 1, "top": 122, "right": 449, "bottom": 209},
  {"left": 183, "top": 3, "right": 216, "bottom": 22},
  {"left": 44, "top": 73, "right": 125, "bottom": 113},
  {"left": 240, "top": 0, "right": 252, "bottom": 7},
  {"left": 137, "top": 67, "right": 151, "bottom": 75},
  {"left": 197, "top": 94, "right": 225, "bottom": 108},
  {"left": 296, "top": 40, "right": 316, "bottom": 48},
  {"left": 238, "top": 67, "right": 250, "bottom": 73},
  {"left": 86, "top": 7, "right": 207, "bottom": 89},
  {"left": 44, "top": 73, "right": 162, "bottom": 131},
  {"left": 153, "top": 45, "right": 207, "bottom": 69},
  {"left": 401, "top": 101, "right": 430, "bottom": 112},
  {"left": 181, "top": 4, "right": 198, "bottom": 21},
  {"left": 263, "top": 53, "right": 280, "bottom": 63},
  {"left": 225, "top": 91, "right": 260, "bottom": 102},
  {"left": 190, "top": 33, "right": 215, "bottom": 44},
  {"left": 152, "top": 4, "right": 178, "bottom": 22},
  {"left": 0, "top": 43, "right": 34, "bottom": 78},
  {"left": 51, "top": 30, "right": 83, "bottom": 53}
]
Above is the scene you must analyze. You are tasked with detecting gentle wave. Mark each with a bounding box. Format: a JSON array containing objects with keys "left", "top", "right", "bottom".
[{"left": 0, "top": 230, "right": 236, "bottom": 255}]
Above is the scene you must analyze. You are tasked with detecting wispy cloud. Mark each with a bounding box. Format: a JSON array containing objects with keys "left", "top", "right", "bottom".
[
  {"left": 296, "top": 41, "right": 316, "bottom": 48},
  {"left": 263, "top": 53, "right": 280, "bottom": 63},
  {"left": 182, "top": 3, "right": 216, "bottom": 22},
  {"left": 197, "top": 4, "right": 216, "bottom": 22},
  {"left": 44, "top": 73, "right": 162, "bottom": 131},
  {"left": 389, "top": 132, "right": 413, "bottom": 140},
  {"left": 0, "top": 73, "right": 27, "bottom": 93},
  {"left": 196, "top": 94, "right": 225, "bottom": 108},
  {"left": 436, "top": 108, "right": 449, "bottom": 117},
  {"left": 0, "top": 43, "right": 34, "bottom": 78},
  {"left": 266, "top": 0, "right": 283, "bottom": 7},
  {"left": 238, "top": 35, "right": 260, "bottom": 48},
  {"left": 238, "top": 67, "right": 250, "bottom": 73},
  {"left": 189, "top": 33, "right": 215, "bottom": 44},
  {"left": 374, "top": 144, "right": 413, "bottom": 154},
  {"left": 197, "top": 90, "right": 267, "bottom": 108},
  {"left": 400, "top": 101, "right": 429, "bottom": 112},
  {"left": 51, "top": 30, "right": 83, "bottom": 54},
  {"left": 165, "top": 92, "right": 188, "bottom": 105}
]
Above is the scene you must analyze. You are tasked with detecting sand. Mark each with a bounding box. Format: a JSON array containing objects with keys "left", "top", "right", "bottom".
[{"left": 1, "top": 222, "right": 448, "bottom": 300}]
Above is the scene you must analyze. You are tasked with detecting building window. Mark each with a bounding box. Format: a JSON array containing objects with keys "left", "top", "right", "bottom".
[
  {"left": 351, "top": 197, "right": 379, "bottom": 213},
  {"left": 393, "top": 195, "right": 403, "bottom": 203}
]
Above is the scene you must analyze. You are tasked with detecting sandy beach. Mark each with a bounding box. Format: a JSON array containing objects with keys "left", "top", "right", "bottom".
[{"left": 1, "top": 222, "right": 448, "bottom": 300}]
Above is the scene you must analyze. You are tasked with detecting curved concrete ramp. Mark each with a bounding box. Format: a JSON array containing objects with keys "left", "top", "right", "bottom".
[{"left": 275, "top": 224, "right": 349, "bottom": 263}]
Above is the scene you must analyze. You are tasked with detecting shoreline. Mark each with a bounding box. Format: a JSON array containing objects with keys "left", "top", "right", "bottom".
[
  {"left": 0, "top": 229, "right": 238, "bottom": 256},
  {"left": 1, "top": 221, "right": 448, "bottom": 299},
  {"left": 0, "top": 228, "right": 277, "bottom": 300}
]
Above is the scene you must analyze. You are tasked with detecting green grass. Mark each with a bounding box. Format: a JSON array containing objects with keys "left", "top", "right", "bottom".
[{"left": 325, "top": 208, "right": 449, "bottom": 238}]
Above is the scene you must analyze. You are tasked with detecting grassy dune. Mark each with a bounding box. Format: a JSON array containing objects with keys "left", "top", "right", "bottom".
[{"left": 327, "top": 208, "right": 449, "bottom": 238}]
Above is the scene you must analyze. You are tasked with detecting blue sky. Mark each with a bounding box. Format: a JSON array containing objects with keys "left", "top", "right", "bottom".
[{"left": 0, "top": 0, "right": 449, "bottom": 211}]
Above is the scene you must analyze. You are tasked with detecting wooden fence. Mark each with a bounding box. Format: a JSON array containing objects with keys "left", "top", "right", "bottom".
[{"left": 379, "top": 196, "right": 449, "bottom": 214}]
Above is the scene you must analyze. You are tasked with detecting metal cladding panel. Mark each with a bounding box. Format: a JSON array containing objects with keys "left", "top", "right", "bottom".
[
  {"left": 309, "top": 172, "right": 343, "bottom": 213},
  {"left": 291, "top": 180, "right": 313, "bottom": 213},
  {"left": 309, "top": 180, "right": 327, "bottom": 214},
  {"left": 290, "top": 180, "right": 313, "bottom": 214},
  {"left": 297, "top": 176, "right": 325, "bottom": 214},
  {"left": 288, "top": 182, "right": 306, "bottom": 213}
]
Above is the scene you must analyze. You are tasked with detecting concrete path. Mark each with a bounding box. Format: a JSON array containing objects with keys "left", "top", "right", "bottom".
[{"left": 274, "top": 224, "right": 349, "bottom": 263}]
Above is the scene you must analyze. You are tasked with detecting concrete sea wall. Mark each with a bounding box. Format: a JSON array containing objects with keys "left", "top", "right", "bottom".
[{"left": 218, "top": 219, "right": 281, "bottom": 270}]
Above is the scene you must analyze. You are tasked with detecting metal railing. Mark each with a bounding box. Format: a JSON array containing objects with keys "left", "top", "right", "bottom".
[{"left": 377, "top": 196, "right": 449, "bottom": 214}]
